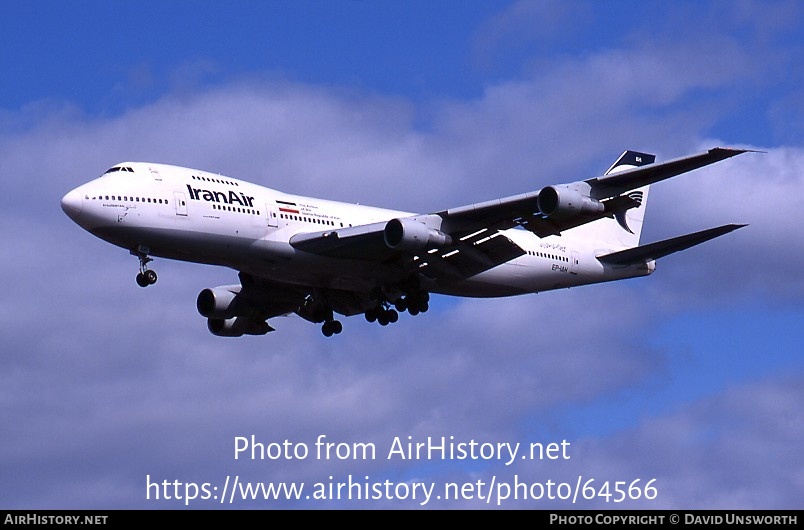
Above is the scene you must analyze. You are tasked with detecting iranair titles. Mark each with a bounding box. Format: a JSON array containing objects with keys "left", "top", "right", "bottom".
[{"left": 186, "top": 184, "right": 255, "bottom": 207}]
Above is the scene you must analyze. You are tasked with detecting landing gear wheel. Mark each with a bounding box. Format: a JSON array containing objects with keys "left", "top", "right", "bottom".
[
  {"left": 394, "top": 297, "right": 407, "bottom": 312},
  {"left": 405, "top": 291, "right": 429, "bottom": 315},
  {"left": 144, "top": 269, "right": 157, "bottom": 285},
  {"left": 136, "top": 272, "right": 149, "bottom": 287},
  {"left": 322, "top": 320, "right": 343, "bottom": 337}
]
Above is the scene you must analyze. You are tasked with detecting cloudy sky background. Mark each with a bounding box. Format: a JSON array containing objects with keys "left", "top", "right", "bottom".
[{"left": 1, "top": 1, "right": 802, "bottom": 509}]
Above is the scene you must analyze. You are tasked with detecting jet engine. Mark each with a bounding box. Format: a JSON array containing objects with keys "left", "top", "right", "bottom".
[
  {"left": 383, "top": 218, "right": 452, "bottom": 251},
  {"left": 198, "top": 286, "right": 273, "bottom": 336},
  {"left": 537, "top": 185, "right": 604, "bottom": 219},
  {"left": 196, "top": 287, "right": 239, "bottom": 319}
]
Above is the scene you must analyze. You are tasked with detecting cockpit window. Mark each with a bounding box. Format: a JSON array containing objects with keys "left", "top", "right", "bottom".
[{"left": 103, "top": 166, "right": 134, "bottom": 174}]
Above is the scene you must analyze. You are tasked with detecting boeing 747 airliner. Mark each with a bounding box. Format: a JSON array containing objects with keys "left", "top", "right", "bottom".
[{"left": 61, "top": 147, "right": 749, "bottom": 337}]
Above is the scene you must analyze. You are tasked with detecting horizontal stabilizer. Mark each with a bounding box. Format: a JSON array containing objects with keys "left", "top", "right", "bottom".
[{"left": 597, "top": 224, "right": 747, "bottom": 265}]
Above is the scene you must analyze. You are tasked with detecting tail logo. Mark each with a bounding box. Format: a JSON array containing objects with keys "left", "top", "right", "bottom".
[
  {"left": 614, "top": 191, "right": 645, "bottom": 234},
  {"left": 627, "top": 191, "right": 644, "bottom": 206}
]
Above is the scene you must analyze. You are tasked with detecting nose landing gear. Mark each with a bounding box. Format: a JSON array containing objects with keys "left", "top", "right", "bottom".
[{"left": 131, "top": 247, "right": 157, "bottom": 287}]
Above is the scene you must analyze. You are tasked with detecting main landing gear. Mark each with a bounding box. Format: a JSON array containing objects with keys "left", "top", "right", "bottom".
[
  {"left": 131, "top": 247, "right": 157, "bottom": 287},
  {"left": 320, "top": 308, "right": 343, "bottom": 337},
  {"left": 393, "top": 290, "right": 429, "bottom": 316},
  {"left": 364, "top": 304, "right": 399, "bottom": 326},
  {"left": 364, "top": 291, "right": 429, "bottom": 327}
]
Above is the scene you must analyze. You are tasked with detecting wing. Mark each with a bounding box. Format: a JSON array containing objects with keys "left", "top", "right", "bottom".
[
  {"left": 437, "top": 147, "right": 751, "bottom": 237},
  {"left": 288, "top": 147, "right": 750, "bottom": 287}
]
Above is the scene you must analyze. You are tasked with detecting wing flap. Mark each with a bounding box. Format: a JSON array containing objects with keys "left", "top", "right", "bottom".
[{"left": 413, "top": 230, "right": 526, "bottom": 282}]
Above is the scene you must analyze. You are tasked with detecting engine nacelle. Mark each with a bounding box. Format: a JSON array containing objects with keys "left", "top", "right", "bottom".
[
  {"left": 537, "top": 185, "right": 605, "bottom": 219},
  {"left": 207, "top": 317, "right": 271, "bottom": 337},
  {"left": 384, "top": 218, "right": 452, "bottom": 251},
  {"left": 196, "top": 287, "right": 238, "bottom": 319}
]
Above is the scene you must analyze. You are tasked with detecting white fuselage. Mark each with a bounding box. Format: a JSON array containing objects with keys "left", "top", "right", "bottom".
[{"left": 61, "top": 162, "right": 653, "bottom": 298}]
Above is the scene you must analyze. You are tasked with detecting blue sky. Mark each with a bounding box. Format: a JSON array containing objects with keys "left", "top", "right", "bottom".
[{"left": 1, "top": 0, "right": 802, "bottom": 509}]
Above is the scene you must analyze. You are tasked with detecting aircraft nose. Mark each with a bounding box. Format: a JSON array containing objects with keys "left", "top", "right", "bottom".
[{"left": 61, "top": 189, "right": 83, "bottom": 220}]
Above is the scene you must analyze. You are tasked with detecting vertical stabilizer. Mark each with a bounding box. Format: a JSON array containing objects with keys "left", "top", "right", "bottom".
[{"left": 605, "top": 150, "right": 655, "bottom": 175}]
